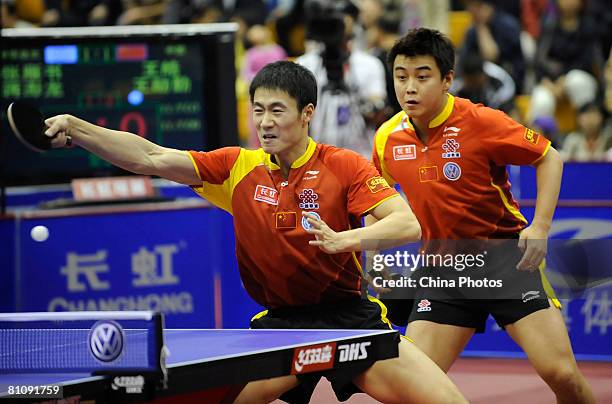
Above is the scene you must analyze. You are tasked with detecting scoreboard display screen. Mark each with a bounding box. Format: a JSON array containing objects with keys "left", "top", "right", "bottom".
[{"left": 1, "top": 24, "right": 238, "bottom": 186}]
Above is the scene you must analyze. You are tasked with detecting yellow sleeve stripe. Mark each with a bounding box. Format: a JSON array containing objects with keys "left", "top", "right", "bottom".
[
  {"left": 490, "top": 181, "right": 528, "bottom": 224},
  {"left": 531, "top": 140, "right": 551, "bottom": 165},
  {"left": 191, "top": 148, "right": 266, "bottom": 215},
  {"left": 359, "top": 193, "right": 399, "bottom": 217},
  {"left": 374, "top": 111, "right": 405, "bottom": 187}
]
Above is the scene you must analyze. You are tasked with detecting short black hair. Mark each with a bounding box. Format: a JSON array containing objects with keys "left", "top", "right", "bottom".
[
  {"left": 387, "top": 28, "right": 455, "bottom": 78},
  {"left": 249, "top": 61, "right": 318, "bottom": 111}
]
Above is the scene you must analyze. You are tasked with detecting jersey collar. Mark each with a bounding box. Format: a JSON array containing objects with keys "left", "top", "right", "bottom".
[
  {"left": 402, "top": 94, "right": 455, "bottom": 130},
  {"left": 264, "top": 137, "right": 317, "bottom": 170}
]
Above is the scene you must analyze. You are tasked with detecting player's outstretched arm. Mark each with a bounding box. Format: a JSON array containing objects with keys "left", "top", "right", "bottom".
[
  {"left": 44, "top": 114, "right": 200, "bottom": 185},
  {"left": 517, "top": 146, "right": 563, "bottom": 271},
  {"left": 304, "top": 196, "right": 421, "bottom": 254}
]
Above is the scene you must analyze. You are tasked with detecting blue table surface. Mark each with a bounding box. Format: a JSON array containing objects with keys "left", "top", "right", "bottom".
[{"left": 0, "top": 329, "right": 395, "bottom": 391}]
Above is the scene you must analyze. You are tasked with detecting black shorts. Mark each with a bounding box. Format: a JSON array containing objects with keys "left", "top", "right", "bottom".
[
  {"left": 407, "top": 241, "right": 553, "bottom": 332},
  {"left": 250, "top": 296, "right": 394, "bottom": 404},
  {"left": 408, "top": 297, "right": 551, "bottom": 333}
]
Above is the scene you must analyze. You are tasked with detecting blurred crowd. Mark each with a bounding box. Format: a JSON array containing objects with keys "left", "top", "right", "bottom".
[{"left": 3, "top": 0, "right": 612, "bottom": 161}]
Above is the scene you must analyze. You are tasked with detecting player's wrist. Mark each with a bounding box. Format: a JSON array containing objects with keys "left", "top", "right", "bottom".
[
  {"left": 337, "top": 232, "right": 359, "bottom": 253},
  {"left": 530, "top": 218, "right": 551, "bottom": 233}
]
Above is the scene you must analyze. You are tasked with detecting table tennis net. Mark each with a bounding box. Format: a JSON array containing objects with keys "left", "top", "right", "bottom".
[{"left": 0, "top": 315, "right": 163, "bottom": 373}]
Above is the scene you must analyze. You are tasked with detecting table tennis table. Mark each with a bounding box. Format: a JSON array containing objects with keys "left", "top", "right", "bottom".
[{"left": 0, "top": 312, "right": 400, "bottom": 403}]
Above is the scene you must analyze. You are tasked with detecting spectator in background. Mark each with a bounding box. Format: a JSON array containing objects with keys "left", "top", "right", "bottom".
[
  {"left": 586, "top": 0, "right": 612, "bottom": 61},
  {"left": 561, "top": 102, "right": 612, "bottom": 161},
  {"left": 368, "top": 13, "right": 403, "bottom": 122},
  {"left": 528, "top": 0, "right": 601, "bottom": 124},
  {"left": 2, "top": 0, "right": 37, "bottom": 27},
  {"left": 519, "top": 0, "right": 554, "bottom": 84},
  {"left": 452, "top": 51, "right": 518, "bottom": 117},
  {"left": 297, "top": 0, "right": 387, "bottom": 156},
  {"left": 117, "top": 0, "right": 169, "bottom": 25},
  {"left": 459, "top": 0, "right": 526, "bottom": 92},
  {"left": 242, "top": 25, "right": 287, "bottom": 83},
  {"left": 415, "top": 0, "right": 450, "bottom": 34},
  {"left": 163, "top": 0, "right": 267, "bottom": 25},
  {"left": 273, "top": 0, "right": 306, "bottom": 57},
  {"left": 357, "top": 0, "right": 403, "bottom": 51},
  {"left": 241, "top": 24, "right": 287, "bottom": 147},
  {"left": 521, "top": 0, "right": 552, "bottom": 41},
  {"left": 41, "top": 0, "right": 103, "bottom": 26}
]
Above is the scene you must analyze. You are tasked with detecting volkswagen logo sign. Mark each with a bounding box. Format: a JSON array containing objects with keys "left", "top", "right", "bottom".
[{"left": 89, "top": 320, "right": 125, "bottom": 362}]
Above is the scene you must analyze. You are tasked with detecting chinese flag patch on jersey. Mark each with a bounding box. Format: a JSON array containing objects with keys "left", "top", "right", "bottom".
[
  {"left": 419, "top": 166, "right": 439, "bottom": 182},
  {"left": 275, "top": 211, "right": 297, "bottom": 229},
  {"left": 524, "top": 128, "right": 540, "bottom": 145},
  {"left": 366, "top": 176, "right": 391, "bottom": 193}
]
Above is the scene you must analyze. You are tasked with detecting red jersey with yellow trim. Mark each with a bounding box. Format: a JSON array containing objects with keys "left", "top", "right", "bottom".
[
  {"left": 188, "top": 139, "right": 397, "bottom": 308},
  {"left": 372, "top": 95, "right": 550, "bottom": 240}
]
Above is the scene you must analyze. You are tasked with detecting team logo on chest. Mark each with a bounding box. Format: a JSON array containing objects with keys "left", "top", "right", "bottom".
[
  {"left": 443, "top": 162, "right": 462, "bottom": 181},
  {"left": 299, "top": 189, "right": 319, "bottom": 210},
  {"left": 442, "top": 138, "right": 461, "bottom": 159},
  {"left": 254, "top": 185, "right": 279, "bottom": 205},
  {"left": 393, "top": 145, "right": 416, "bottom": 160}
]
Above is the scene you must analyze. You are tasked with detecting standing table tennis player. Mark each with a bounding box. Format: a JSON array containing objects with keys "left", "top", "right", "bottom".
[
  {"left": 43, "top": 61, "right": 467, "bottom": 404},
  {"left": 369, "top": 28, "right": 595, "bottom": 403}
]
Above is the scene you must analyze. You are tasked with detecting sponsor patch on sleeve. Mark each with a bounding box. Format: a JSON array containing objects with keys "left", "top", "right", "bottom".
[
  {"left": 524, "top": 128, "right": 540, "bottom": 145},
  {"left": 366, "top": 176, "right": 391, "bottom": 193}
]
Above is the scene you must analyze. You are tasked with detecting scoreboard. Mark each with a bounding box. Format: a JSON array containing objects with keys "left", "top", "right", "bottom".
[{"left": 1, "top": 24, "right": 238, "bottom": 186}]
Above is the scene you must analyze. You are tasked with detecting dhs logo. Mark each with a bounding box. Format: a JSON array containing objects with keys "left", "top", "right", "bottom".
[
  {"left": 89, "top": 320, "right": 125, "bottom": 362},
  {"left": 338, "top": 342, "right": 371, "bottom": 362}
]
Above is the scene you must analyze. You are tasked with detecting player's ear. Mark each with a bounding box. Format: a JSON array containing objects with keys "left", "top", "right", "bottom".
[
  {"left": 443, "top": 70, "right": 455, "bottom": 92},
  {"left": 301, "top": 104, "right": 315, "bottom": 126}
]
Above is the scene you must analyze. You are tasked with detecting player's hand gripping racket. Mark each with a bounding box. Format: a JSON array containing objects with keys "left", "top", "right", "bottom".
[{"left": 7, "top": 101, "right": 55, "bottom": 152}]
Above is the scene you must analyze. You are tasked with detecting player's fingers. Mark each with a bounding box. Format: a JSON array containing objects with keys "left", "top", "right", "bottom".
[
  {"left": 532, "top": 250, "right": 545, "bottom": 271},
  {"left": 517, "top": 245, "right": 537, "bottom": 271},
  {"left": 306, "top": 217, "right": 322, "bottom": 229},
  {"left": 49, "top": 131, "right": 67, "bottom": 148},
  {"left": 309, "top": 240, "right": 323, "bottom": 246},
  {"left": 517, "top": 235, "right": 527, "bottom": 252},
  {"left": 44, "top": 116, "right": 58, "bottom": 127},
  {"left": 304, "top": 227, "right": 323, "bottom": 235},
  {"left": 44, "top": 122, "right": 59, "bottom": 138},
  {"left": 45, "top": 118, "right": 68, "bottom": 139}
]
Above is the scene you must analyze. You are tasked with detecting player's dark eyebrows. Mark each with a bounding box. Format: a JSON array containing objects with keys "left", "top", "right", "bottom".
[
  {"left": 393, "top": 65, "right": 433, "bottom": 72},
  {"left": 253, "top": 101, "right": 287, "bottom": 109}
]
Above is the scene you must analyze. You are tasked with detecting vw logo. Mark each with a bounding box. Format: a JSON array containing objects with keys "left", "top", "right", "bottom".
[
  {"left": 443, "top": 162, "right": 462, "bottom": 181},
  {"left": 301, "top": 211, "right": 321, "bottom": 230},
  {"left": 89, "top": 320, "right": 124, "bottom": 362}
]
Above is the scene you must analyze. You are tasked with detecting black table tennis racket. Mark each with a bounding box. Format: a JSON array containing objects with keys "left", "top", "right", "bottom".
[{"left": 7, "top": 101, "right": 54, "bottom": 152}]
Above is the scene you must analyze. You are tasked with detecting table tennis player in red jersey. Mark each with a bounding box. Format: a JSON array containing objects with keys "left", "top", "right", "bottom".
[
  {"left": 368, "top": 28, "right": 595, "bottom": 403},
  {"left": 43, "top": 61, "right": 467, "bottom": 403}
]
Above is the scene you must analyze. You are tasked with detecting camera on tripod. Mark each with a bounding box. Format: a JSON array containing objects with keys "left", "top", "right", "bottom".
[{"left": 305, "top": 0, "right": 355, "bottom": 92}]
